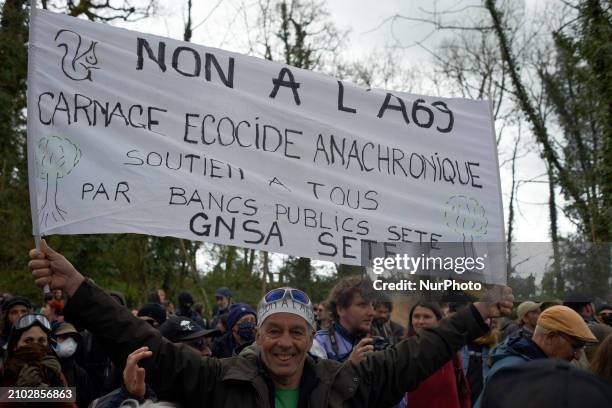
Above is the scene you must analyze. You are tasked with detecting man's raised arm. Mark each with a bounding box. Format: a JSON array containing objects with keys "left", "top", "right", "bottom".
[
  {"left": 350, "top": 286, "right": 513, "bottom": 407},
  {"left": 28, "top": 240, "right": 222, "bottom": 406}
]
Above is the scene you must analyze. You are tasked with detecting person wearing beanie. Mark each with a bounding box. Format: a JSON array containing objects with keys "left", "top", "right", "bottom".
[
  {"left": 137, "top": 303, "right": 167, "bottom": 328},
  {"left": 474, "top": 305, "right": 599, "bottom": 408},
  {"left": 176, "top": 291, "right": 206, "bottom": 329},
  {"left": 1, "top": 313, "right": 76, "bottom": 407},
  {"left": 0, "top": 296, "right": 32, "bottom": 353},
  {"left": 28, "top": 242, "right": 515, "bottom": 408},
  {"left": 596, "top": 304, "right": 612, "bottom": 327},
  {"left": 211, "top": 303, "right": 256, "bottom": 358}
]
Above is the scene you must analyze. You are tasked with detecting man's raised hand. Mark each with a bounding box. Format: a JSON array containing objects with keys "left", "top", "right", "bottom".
[
  {"left": 123, "top": 346, "right": 153, "bottom": 400},
  {"left": 28, "top": 239, "right": 84, "bottom": 296}
]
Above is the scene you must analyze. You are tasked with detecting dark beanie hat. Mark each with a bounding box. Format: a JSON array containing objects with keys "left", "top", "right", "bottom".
[
  {"left": 178, "top": 292, "right": 194, "bottom": 308},
  {"left": 596, "top": 304, "right": 612, "bottom": 314},
  {"left": 226, "top": 303, "right": 256, "bottom": 329},
  {"left": 2, "top": 296, "right": 32, "bottom": 313},
  {"left": 138, "top": 302, "right": 167, "bottom": 325}
]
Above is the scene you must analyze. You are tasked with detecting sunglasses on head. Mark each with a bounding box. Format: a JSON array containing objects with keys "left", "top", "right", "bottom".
[
  {"left": 14, "top": 313, "right": 51, "bottom": 332},
  {"left": 264, "top": 288, "right": 311, "bottom": 306}
]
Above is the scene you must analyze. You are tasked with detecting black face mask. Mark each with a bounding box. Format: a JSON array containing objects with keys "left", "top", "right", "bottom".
[
  {"left": 602, "top": 315, "right": 612, "bottom": 327},
  {"left": 236, "top": 322, "right": 256, "bottom": 342}
]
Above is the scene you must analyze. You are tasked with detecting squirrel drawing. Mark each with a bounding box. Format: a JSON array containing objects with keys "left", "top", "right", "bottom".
[{"left": 55, "top": 29, "right": 99, "bottom": 81}]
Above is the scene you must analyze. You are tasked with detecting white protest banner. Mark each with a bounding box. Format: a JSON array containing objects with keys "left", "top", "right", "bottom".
[{"left": 27, "top": 9, "right": 505, "bottom": 275}]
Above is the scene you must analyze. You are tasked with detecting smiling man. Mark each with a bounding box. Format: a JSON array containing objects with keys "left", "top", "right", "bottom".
[{"left": 28, "top": 240, "right": 513, "bottom": 408}]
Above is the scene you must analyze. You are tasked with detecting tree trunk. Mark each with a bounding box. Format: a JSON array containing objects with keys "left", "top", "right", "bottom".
[{"left": 261, "top": 251, "right": 270, "bottom": 296}]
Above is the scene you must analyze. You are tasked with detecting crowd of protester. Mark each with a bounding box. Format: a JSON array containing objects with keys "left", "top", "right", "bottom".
[{"left": 0, "top": 242, "right": 610, "bottom": 407}]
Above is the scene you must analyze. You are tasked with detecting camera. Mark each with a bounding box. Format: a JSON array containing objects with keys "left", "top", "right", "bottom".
[{"left": 371, "top": 336, "right": 390, "bottom": 351}]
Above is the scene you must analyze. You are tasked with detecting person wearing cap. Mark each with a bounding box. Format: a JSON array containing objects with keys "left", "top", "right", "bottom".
[
  {"left": 474, "top": 305, "right": 599, "bottom": 408},
  {"left": 211, "top": 303, "right": 257, "bottom": 358},
  {"left": 176, "top": 291, "right": 207, "bottom": 329},
  {"left": 160, "top": 316, "right": 220, "bottom": 357},
  {"left": 28, "top": 240, "right": 514, "bottom": 408},
  {"left": 563, "top": 295, "right": 612, "bottom": 363},
  {"left": 596, "top": 304, "right": 612, "bottom": 327},
  {"left": 515, "top": 300, "right": 542, "bottom": 339},
  {"left": 53, "top": 322, "right": 96, "bottom": 407},
  {"left": 211, "top": 287, "right": 233, "bottom": 331}
]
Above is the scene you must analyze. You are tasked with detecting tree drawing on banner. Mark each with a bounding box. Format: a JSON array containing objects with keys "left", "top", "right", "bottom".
[
  {"left": 36, "top": 135, "right": 81, "bottom": 227},
  {"left": 444, "top": 195, "right": 488, "bottom": 269}
]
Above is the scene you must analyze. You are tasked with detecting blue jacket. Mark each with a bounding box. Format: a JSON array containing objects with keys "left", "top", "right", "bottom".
[
  {"left": 459, "top": 344, "right": 492, "bottom": 384},
  {"left": 474, "top": 335, "right": 547, "bottom": 408},
  {"left": 314, "top": 322, "right": 364, "bottom": 362}
]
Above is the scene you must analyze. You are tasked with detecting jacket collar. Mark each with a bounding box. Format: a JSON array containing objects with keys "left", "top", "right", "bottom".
[
  {"left": 333, "top": 322, "right": 365, "bottom": 345},
  {"left": 221, "top": 348, "right": 324, "bottom": 386}
]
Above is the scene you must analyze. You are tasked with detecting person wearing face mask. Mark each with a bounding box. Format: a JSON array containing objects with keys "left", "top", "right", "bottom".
[
  {"left": 0, "top": 313, "right": 76, "bottom": 407},
  {"left": 52, "top": 322, "right": 96, "bottom": 408},
  {"left": 596, "top": 304, "right": 612, "bottom": 327},
  {"left": 211, "top": 303, "right": 257, "bottom": 358}
]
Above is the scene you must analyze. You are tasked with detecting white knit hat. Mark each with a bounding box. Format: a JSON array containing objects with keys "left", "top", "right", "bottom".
[{"left": 257, "top": 287, "right": 315, "bottom": 329}]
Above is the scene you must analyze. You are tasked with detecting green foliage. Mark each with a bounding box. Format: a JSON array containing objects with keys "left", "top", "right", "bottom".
[
  {"left": 541, "top": 0, "right": 612, "bottom": 242},
  {"left": 0, "top": 0, "right": 35, "bottom": 300},
  {"left": 0, "top": 0, "right": 356, "bottom": 312},
  {"left": 540, "top": 237, "right": 610, "bottom": 300}
]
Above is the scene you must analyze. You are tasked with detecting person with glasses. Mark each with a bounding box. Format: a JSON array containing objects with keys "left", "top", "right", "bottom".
[
  {"left": 473, "top": 305, "right": 598, "bottom": 408},
  {"left": 0, "top": 313, "right": 74, "bottom": 403},
  {"left": 28, "top": 240, "right": 513, "bottom": 408}
]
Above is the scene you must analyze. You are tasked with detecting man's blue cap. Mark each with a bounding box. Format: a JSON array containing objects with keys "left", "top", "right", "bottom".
[{"left": 215, "top": 287, "right": 232, "bottom": 298}]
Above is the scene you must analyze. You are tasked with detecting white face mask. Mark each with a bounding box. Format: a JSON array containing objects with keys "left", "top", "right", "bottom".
[{"left": 55, "top": 337, "right": 78, "bottom": 358}]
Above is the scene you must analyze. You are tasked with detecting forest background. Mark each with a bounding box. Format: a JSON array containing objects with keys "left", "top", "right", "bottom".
[{"left": 1, "top": 0, "right": 610, "bottom": 316}]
